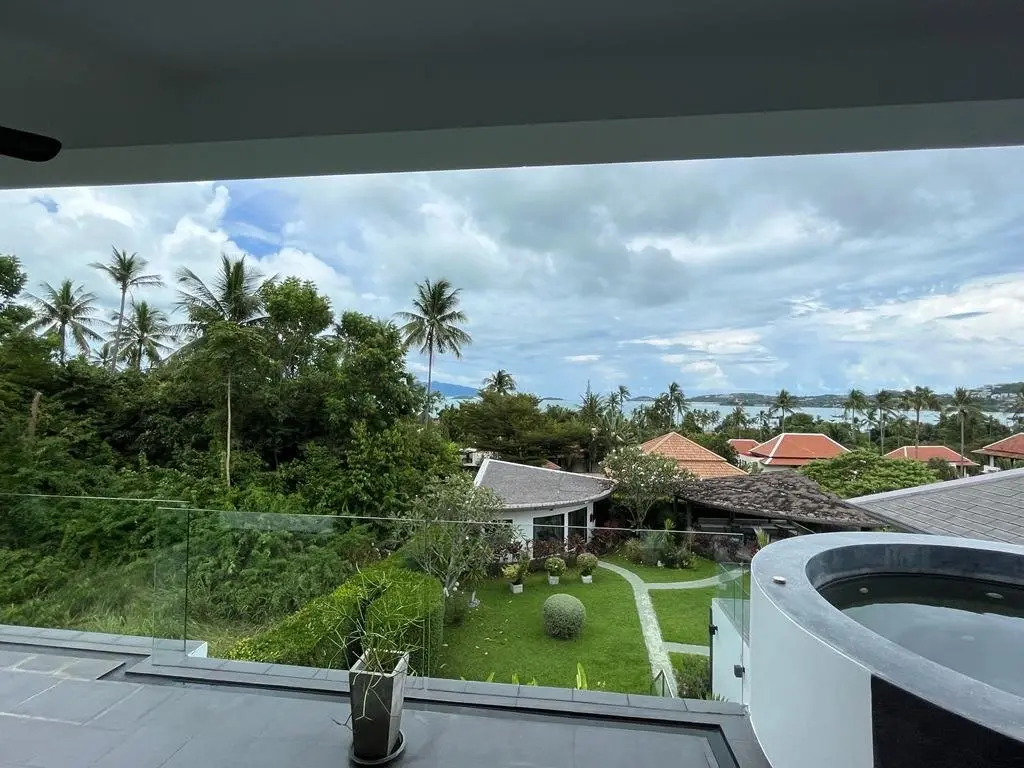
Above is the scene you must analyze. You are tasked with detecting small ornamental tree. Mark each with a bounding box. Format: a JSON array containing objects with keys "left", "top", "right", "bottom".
[
  {"left": 404, "top": 473, "right": 514, "bottom": 594},
  {"left": 602, "top": 445, "right": 690, "bottom": 528},
  {"left": 800, "top": 449, "right": 940, "bottom": 499}
]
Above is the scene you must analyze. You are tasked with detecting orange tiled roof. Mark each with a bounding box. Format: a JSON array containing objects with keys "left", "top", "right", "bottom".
[
  {"left": 976, "top": 433, "right": 1024, "bottom": 459},
  {"left": 885, "top": 445, "right": 978, "bottom": 467},
  {"left": 749, "top": 433, "right": 849, "bottom": 466},
  {"left": 727, "top": 438, "right": 759, "bottom": 456},
  {"left": 641, "top": 431, "right": 747, "bottom": 479}
]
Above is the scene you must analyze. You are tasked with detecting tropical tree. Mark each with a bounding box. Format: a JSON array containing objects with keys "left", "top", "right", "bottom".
[
  {"left": 175, "top": 254, "right": 269, "bottom": 335},
  {"left": 902, "top": 386, "right": 941, "bottom": 449},
  {"left": 1010, "top": 388, "right": 1024, "bottom": 430},
  {"left": 609, "top": 384, "right": 631, "bottom": 413},
  {"left": 578, "top": 384, "right": 605, "bottom": 425},
  {"left": 25, "top": 280, "right": 105, "bottom": 363},
  {"left": 482, "top": 369, "right": 516, "bottom": 395},
  {"left": 602, "top": 445, "right": 686, "bottom": 528},
  {"left": 772, "top": 389, "right": 798, "bottom": 432},
  {"left": 726, "top": 404, "right": 751, "bottom": 438},
  {"left": 843, "top": 389, "right": 870, "bottom": 440},
  {"left": 395, "top": 278, "right": 471, "bottom": 420},
  {"left": 950, "top": 387, "right": 980, "bottom": 477},
  {"left": 90, "top": 248, "right": 164, "bottom": 371},
  {"left": 872, "top": 390, "right": 898, "bottom": 454},
  {"left": 666, "top": 382, "right": 688, "bottom": 424},
  {"left": 801, "top": 450, "right": 939, "bottom": 498},
  {"left": 119, "top": 301, "right": 176, "bottom": 369}
]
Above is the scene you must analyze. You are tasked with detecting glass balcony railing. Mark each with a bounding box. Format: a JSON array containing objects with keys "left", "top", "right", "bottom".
[
  {"left": 2, "top": 492, "right": 745, "bottom": 699},
  {"left": 717, "top": 561, "right": 751, "bottom": 643}
]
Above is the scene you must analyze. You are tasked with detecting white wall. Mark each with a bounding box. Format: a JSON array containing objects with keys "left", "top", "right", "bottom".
[
  {"left": 711, "top": 599, "right": 748, "bottom": 705},
  {"left": 748, "top": 577, "right": 874, "bottom": 768}
]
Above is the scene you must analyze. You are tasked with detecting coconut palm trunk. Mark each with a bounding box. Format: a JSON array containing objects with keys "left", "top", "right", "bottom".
[
  {"left": 960, "top": 413, "right": 966, "bottom": 479},
  {"left": 225, "top": 372, "right": 232, "bottom": 488},
  {"left": 915, "top": 406, "right": 922, "bottom": 449},
  {"left": 424, "top": 338, "right": 434, "bottom": 423},
  {"left": 110, "top": 290, "right": 127, "bottom": 372}
]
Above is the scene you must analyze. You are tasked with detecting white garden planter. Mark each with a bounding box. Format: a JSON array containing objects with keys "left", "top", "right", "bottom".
[
  {"left": 547, "top": 575, "right": 560, "bottom": 585},
  {"left": 581, "top": 575, "right": 593, "bottom": 584},
  {"left": 510, "top": 583, "right": 523, "bottom": 594}
]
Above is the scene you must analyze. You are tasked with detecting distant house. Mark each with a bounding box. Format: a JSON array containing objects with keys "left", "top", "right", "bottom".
[
  {"left": 459, "top": 447, "right": 495, "bottom": 469},
  {"left": 884, "top": 445, "right": 978, "bottom": 470},
  {"left": 744, "top": 433, "right": 848, "bottom": 471},
  {"left": 473, "top": 458, "right": 614, "bottom": 544},
  {"left": 975, "top": 433, "right": 1024, "bottom": 472},
  {"left": 727, "top": 439, "right": 760, "bottom": 466},
  {"left": 641, "top": 431, "right": 747, "bottom": 479}
]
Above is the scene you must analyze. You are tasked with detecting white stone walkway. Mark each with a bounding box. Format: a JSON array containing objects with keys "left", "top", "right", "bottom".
[{"left": 598, "top": 560, "right": 742, "bottom": 698}]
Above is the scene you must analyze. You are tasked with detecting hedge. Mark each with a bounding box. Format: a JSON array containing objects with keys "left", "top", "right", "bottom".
[{"left": 227, "top": 558, "right": 444, "bottom": 675}]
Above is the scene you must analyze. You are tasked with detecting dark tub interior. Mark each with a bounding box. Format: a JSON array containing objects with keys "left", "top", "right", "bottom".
[{"left": 820, "top": 573, "right": 1024, "bottom": 698}]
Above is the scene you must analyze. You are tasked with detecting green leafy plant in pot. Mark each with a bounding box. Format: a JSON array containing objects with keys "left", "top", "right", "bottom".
[
  {"left": 342, "top": 577, "right": 426, "bottom": 766},
  {"left": 545, "top": 556, "right": 566, "bottom": 585},
  {"left": 502, "top": 556, "right": 529, "bottom": 594},
  {"left": 577, "top": 553, "right": 598, "bottom": 584}
]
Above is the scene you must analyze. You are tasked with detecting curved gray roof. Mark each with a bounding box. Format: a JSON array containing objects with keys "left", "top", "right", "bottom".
[{"left": 474, "top": 459, "right": 614, "bottom": 510}]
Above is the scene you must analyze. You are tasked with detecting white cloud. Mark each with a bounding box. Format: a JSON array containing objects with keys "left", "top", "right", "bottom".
[
  {"left": 565, "top": 354, "right": 601, "bottom": 363},
  {"left": 630, "top": 328, "right": 766, "bottom": 355}
]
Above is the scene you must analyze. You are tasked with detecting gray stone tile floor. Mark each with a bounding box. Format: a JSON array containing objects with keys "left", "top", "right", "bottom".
[{"left": 0, "top": 649, "right": 745, "bottom": 767}]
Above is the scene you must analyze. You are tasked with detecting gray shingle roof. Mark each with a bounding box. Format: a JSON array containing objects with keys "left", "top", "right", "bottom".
[
  {"left": 675, "top": 472, "right": 881, "bottom": 527},
  {"left": 849, "top": 467, "right": 1024, "bottom": 545},
  {"left": 474, "top": 459, "right": 614, "bottom": 510}
]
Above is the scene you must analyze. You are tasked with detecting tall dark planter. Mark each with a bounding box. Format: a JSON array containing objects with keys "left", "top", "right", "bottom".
[{"left": 348, "top": 651, "right": 409, "bottom": 766}]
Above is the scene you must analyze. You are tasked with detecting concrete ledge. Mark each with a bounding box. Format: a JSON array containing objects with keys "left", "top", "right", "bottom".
[{"left": 0, "top": 625, "right": 206, "bottom": 658}]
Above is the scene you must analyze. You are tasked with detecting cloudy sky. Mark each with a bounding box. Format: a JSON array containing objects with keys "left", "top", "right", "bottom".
[{"left": 5, "top": 145, "right": 1024, "bottom": 400}]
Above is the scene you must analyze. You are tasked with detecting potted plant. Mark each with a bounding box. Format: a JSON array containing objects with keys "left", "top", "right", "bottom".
[
  {"left": 502, "top": 557, "right": 528, "bottom": 594},
  {"left": 545, "top": 556, "right": 566, "bottom": 585},
  {"left": 349, "top": 646, "right": 409, "bottom": 765},
  {"left": 577, "top": 553, "right": 598, "bottom": 584}
]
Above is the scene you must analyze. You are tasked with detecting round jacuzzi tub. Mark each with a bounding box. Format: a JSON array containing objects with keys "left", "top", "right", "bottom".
[{"left": 748, "top": 532, "right": 1024, "bottom": 768}]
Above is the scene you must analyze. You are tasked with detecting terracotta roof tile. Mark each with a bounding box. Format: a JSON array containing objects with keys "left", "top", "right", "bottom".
[
  {"left": 749, "top": 433, "right": 849, "bottom": 466},
  {"left": 884, "top": 445, "right": 978, "bottom": 466},
  {"left": 976, "top": 433, "right": 1024, "bottom": 459},
  {"left": 727, "top": 438, "right": 759, "bottom": 456},
  {"left": 640, "top": 431, "right": 747, "bottom": 479}
]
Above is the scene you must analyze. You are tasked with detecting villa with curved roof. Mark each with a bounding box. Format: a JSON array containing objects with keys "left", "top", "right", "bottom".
[{"left": 474, "top": 458, "right": 614, "bottom": 544}]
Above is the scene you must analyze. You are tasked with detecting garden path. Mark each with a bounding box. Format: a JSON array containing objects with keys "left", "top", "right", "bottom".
[{"left": 597, "top": 560, "right": 743, "bottom": 698}]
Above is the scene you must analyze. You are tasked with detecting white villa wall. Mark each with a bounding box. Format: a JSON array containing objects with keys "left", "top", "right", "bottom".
[
  {"left": 710, "top": 599, "right": 748, "bottom": 704},
  {"left": 503, "top": 502, "right": 596, "bottom": 547},
  {"left": 749, "top": 576, "right": 874, "bottom": 768}
]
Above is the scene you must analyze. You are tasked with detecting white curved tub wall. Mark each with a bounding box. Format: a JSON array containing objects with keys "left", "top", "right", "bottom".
[{"left": 748, "top": 573, "right": 873, "bottom": 768}]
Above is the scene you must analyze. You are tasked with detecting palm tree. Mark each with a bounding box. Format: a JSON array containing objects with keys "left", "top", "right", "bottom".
[
  {"left": 120, "top": 301, "right": 176, "bottom": 369},
  {"left": 611, "top": 384, "right": 632, "bottom": 413},
  {"left": 843, "top": 389, "right": 870, "bottom": 441},
  {"left": 482, "top": 369, "right": 516, "bottom": 395},
  {"left": 873, "top": 390, "right": 898, "bottom": 453},
  {"left": 666, "top": 382, "right": 688, "bottom": 425},
  {"left": 772, "top": 389, "right": 797, "bottom": 432},
  {"left": 729, "top": 404, "right": 750, "bottom": 437},
  {"left": 951, "top": 387, "right": 979, "bottom": 477},
  {"left": 902, "top": 386, "right": 941, "bottom": 449},
  {"left": 90, "top": 248, "right": 164, "bottom": 372},
  {"left": 176, "top": 254, "right": 269, "bottom": 333},
  {"left": 579, "top": 384, "right": 605, "bottom": 425},
  {"left": 395, "top": 278, "right": 471, "bottom": 420},
  {"left": 25, "top": 279, "right": 105, "bottom": 363},
  {"left": 176, "top": 255, "right": 271, "bottom": 489}
]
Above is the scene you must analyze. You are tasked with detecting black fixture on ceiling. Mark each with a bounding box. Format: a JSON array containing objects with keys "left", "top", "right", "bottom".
[{"left": 0, "top": 125, "right": 61, "bottom": 162}]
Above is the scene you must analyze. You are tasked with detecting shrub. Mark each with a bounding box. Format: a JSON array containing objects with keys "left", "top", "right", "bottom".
[
  {"left": 227, "top": 558, "right": 444, "bottom": 676},
  {"left": 587, "top": 525, "right": 623, "bottom": 556},
  {"left": 542, "top": 593, "right": 586, "bottom": 639},
  {"left": 533, "top": 538, "right": 565, "bottom": 559},
  {"left": 502, "top": 557, "right": 528, "bottom": 585},
  {"left": 544, "top": 556, "right": 566, "bottom": 576},
  {"left": 672, "top": 653, "right": 711, "bottom": 698},
  {"left": 577, "top": 553, "right": 598, "bottom": 576},
  {"left": 622, "top": 538, "right": 645, "bottom": 564}
]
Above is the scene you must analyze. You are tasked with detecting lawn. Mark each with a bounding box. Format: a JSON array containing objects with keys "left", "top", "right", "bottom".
[
  {"left": 438, "top": 568, "right": 651, "bottom": 693},
  {"left": 649, "top": 586, "right": 719, "bottom": 645},
  {"left": 602, "top": 554, "right": 720, "bottom": 583}
]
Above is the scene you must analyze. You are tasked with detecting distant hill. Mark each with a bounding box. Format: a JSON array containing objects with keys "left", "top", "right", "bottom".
[{"left": 428, "top": 381, "right": 479, "bottom": 399}]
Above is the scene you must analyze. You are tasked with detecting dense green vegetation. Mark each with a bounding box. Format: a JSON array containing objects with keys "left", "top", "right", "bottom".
[
  {"left": 670, "top": 652, "right": 712, "bottom": 699},
  {"left": 801, "top": 450, "right": 940, "bottom": 498}
]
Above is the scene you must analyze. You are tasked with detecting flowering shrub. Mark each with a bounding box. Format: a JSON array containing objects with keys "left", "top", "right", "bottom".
[
  {"left": 602, "top": 445, "right": 691, "bottom": 528},
  {"left": 577, "top": 553, "right": 598, "bottom": 576},
  {"left": 544, "top": 556, "right": 566, "bottom": 576},
  {"left": 501, "top": 557, "right": 528, "bottom": 585}
]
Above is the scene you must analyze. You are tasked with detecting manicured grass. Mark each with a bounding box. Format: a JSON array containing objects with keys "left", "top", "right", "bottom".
[
  {"left": 649, "top": 587, "right": 718, "bottom": 646},
  {"left": 670, "top": 652, "right": 711, "bottom": 699},
  {"left": 438, "top": 568, "right": 651, "bottom": 693},
  {"left": 603, "top": 554, "right": 720, "bottom": 583}
]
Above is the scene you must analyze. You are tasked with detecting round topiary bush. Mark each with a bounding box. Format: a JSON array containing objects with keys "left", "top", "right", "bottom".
[{"left": 542, "top": 593, "right": 587, "bottom": 639}]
